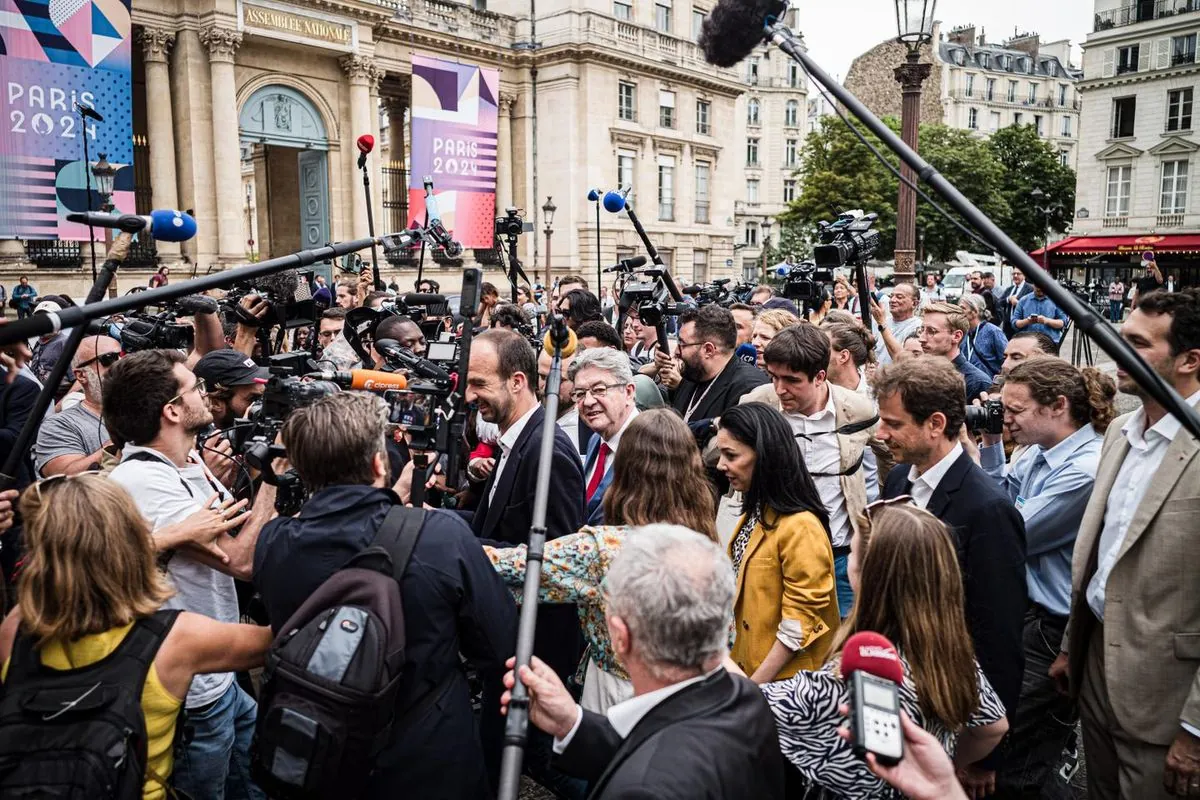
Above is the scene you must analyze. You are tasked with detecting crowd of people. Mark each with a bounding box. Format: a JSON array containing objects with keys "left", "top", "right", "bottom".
[{"left": 0, "top": 261, "right": 1196, "bottom": 800}]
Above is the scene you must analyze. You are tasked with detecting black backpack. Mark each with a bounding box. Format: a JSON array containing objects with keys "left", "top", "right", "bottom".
[
  {"left": 251, "top": 506, "right": 426, "bottom": 800},
  {"left": 0, "top": 609, "right": 181, "bottom": 799}
]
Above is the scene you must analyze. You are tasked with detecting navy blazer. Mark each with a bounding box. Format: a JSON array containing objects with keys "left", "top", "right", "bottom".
[
  {"left": 583, "top": 432, "right": 615, "bottom": 526},
  {"left": 884, "top": 452, "right": 1026, "bottom": 770}
]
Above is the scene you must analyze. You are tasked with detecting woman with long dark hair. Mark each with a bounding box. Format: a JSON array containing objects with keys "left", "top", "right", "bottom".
[
  {"left": 485, "top": 408, "right": 717, "bottom": 712},
  {"left": 716, "top": 402, "right": 839, "bottom": 683}
]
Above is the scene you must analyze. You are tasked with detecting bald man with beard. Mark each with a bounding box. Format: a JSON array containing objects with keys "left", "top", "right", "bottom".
[{"left": 33, "top": 333, "right": 121, "bottom": 476}]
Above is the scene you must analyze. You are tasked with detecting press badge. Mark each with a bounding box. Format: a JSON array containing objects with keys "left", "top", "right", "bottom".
[{"left": 1015, "top": 496, "right": 1027, "bottom": 509}]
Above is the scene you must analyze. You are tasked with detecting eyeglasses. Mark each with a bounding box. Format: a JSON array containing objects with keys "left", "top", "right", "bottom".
[
  {"left": 676, "top": 339, "right": 705, "bottom": 351},
  {"left": 864, "top": 495, "right": 914, "bottom": 521},
  {"left": 31, "top": 472, "right": 104, "bottom": 501},
  {"left": 569, "top": 383, "right": 627, "bottom": 403},
  {"left": 76, "top": 351, "right": 122, "bottom": 370},
  {"left": 167, "top": 377, "right": 206, "bottom": 405}
]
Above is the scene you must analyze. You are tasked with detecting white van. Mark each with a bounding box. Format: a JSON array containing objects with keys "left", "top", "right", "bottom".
[{"left": 941, "top": 267, "right": 975, "bottom": 301}]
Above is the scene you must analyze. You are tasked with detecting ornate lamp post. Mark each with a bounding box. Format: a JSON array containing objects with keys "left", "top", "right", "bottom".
[
  {"left": 760, "top": 217, "right": 773, "bottom": 281},
  {"left": 893, "top": 0, "right": 937, "bottom": 286},
  {"left": 91, "top": 154, "right": 118, "bottom": 293},
  {"left": 541, "top": 195, "right": 556, "bottom": 286}
]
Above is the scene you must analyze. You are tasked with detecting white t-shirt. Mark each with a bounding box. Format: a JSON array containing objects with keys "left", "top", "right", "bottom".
[{"left": 109, "top": 445, "right": 238, "bottom": 709}]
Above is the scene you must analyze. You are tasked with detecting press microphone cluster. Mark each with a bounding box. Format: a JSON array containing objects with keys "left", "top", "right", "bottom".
[
  {"left": 422, "top": 176, "right": 464, "bottom": 258},
  {"left": 375, "top": 338, "right": 452, "bottom": 383},
  {"left": 67, "top": 209, "right": 198, "bottom": 242},
  {"left": 306, "top": 368, "right": 408, "bottom": 392}
]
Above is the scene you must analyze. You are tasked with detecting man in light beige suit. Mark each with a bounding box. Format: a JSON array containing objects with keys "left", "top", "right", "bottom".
[{"left": 1051, "top": 288, "right": 1200, "bottom": 799}]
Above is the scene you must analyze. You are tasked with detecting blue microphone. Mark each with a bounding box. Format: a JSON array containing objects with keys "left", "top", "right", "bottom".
[
  {"left": 587, "top": 188, "right": 603, "bottom": 202},
  {"left": 736, "top": 342, "right": 758, "bottom": 366},
  {"left": 66, "top": 209, "right": 197, "bottom": 242},
  {"left": 603, "top": 186, "right": 631, "bottom": 213}
]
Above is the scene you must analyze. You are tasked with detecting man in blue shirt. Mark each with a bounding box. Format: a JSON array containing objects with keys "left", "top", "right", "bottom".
[
  {"left": 1014, "top": 285, "right": 1069, "bottom": 344},
  {"left": 979, "top": 358, "right": 1113, "bottom": 798},
  {"left": 918, "top": 302, "right": 995, "bottom": 400}
]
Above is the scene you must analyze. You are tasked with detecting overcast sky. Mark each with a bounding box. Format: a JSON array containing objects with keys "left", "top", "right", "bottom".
[{"left": 795, "top": 1, "right": 1094, "bottom": 85}]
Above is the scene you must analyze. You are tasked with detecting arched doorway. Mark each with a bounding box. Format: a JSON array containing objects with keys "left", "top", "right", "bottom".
[{"left": 239, "top": 85, "right": 330, "bottom": 264}]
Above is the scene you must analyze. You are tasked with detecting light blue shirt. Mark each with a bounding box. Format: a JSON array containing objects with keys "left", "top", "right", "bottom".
[
  {"left": 981, "top": 424, "right": 1102, "bottom": 617},
  {"left": 1015, "top": 294, "right": 1069, "bottom": 343}
]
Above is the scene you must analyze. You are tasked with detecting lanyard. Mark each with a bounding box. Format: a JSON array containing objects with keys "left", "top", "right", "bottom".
[{"left": 684, "top": 378, "right": 718, "bottom": 423}]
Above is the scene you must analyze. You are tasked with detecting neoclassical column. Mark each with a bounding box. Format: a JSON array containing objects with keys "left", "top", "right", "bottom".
[
  {"left": 138, "top": 27, "right": 180, "bottom": 258},
  {"left": 497, "top": 92, "right": 516, "bottom": 212},
  {"left": 384, "top": 95, "right": 407, "bottom": 168},
  {"left": 200, "top": 27, "right": 244, "bottom": 260},
  {"left": 340, "top": 55, "right": 380, "bottom": 239}
]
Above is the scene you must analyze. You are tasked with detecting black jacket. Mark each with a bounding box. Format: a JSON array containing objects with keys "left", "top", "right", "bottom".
[
  {"left": 670, "top": 355, "right": 770, "bottom": 424},
  {"left": 253, "top": 486, "right": 518, "bottom": 800},
  {"left": 996, "top": 282, "right": 1033, "bottom": 336},
  {"left": 884, "top": 452, "right": 1026, "bottom": 769},
  {"left": 556, "top": 670, "right": 786, "bottom": 800}
]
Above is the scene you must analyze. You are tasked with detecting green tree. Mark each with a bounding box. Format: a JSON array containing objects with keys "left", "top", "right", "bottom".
[
  {"left": 915, "top": 126, "right": 1010, "bottom": 261},
  {"left": 987, "top": 125, "right": 1075, "bottom": 251}
]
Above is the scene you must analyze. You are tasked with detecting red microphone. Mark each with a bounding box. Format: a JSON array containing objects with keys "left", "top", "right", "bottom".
[
  {"left": 356, "top": 134, "right": 374, "bottom": 169},
  {"left": 842, "top": 631, "right": 905, "bottom": 766},
  {"left": 841, "top": 631, "right": 904, "bottom": 685}
]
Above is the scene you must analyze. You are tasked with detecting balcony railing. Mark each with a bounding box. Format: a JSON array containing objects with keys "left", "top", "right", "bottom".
[
  {"left": 1172, "top": 50, "right": 1196, "bottom": 67},
  {"left": 1158, "top": 213, "right": 1186, "bottom": 226},
  {"left": 395, "top": 0, "right": 516, "bottom": 42},
  {"left": 1102, "top": 216, "right": 1129, "bottom": 227},
  {"left": 1095, "top": 0, "right": 1200, "bottom": 32}
]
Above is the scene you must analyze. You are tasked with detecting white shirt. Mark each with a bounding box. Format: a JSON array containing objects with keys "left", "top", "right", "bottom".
[
  {"left": 557, "top": 406, "right": 584, "bottom": 462},
  {"left": 907, "top": 442, "right": 965, "bottom": 510},
  {"left": 586, "top": 408, "right": 639, "bottom": 487},
  {"left": 1086, "top": 390, "right": 1200, "bottom": 620},
  {"left": 553, "top": 667, "right": 720, "bottom": 753},
  {"left": 783, "top": 389, "right": 850, "bottom": 547},
  {"left": 489, "top": 404, "right": 539, "bottom": 505}
]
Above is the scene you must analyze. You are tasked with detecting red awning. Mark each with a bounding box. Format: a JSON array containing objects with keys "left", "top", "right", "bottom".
[{"left": 1031, "top": 234, "right": 1200, "bottom": 257}]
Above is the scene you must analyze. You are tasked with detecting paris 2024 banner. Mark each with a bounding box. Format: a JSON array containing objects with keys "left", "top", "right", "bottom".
[
  {"left": 408, "top": 54, "right": 498, "bottom": 250},
  {"left": 0, "top": 0, "right": 133, "bottom": 239}
]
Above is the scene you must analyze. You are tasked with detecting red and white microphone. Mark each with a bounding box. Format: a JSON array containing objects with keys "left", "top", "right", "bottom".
[
  {"left": 356, "top": 133, "right": 375, "bottom": 170},
  {"left": 842, "top": 631, "right": 906, "bottom": 766}
]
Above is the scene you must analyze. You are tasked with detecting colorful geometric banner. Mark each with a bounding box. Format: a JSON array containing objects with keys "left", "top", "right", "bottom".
[
  {"left": 0, "top": 0, "right": 133, "bottom": 239},
  {"left": 407, "top": 54, "right": 498, "bottom": 250}
]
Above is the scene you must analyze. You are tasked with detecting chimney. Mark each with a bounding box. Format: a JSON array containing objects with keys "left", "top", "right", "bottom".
[
  {"left": 978, "top": 26, "right": 986, "bottom": 46},
  {"left": 948, "top": 24, "right": 975, "bottom": 46},
  {"left": 1006, "top": 31, "right": 1041, "bottom": 56}
]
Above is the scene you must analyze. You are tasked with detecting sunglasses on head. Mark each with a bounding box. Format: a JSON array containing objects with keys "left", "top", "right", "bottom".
[
  {"left": 864, "top": 495, "right": 914, "bottom": 522},
  {"left": 76, "top": 351, "right": 121, "bottom": 370}
]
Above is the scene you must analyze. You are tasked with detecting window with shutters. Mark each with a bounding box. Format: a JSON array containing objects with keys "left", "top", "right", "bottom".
[
  {"left": 1117, "top": 44, "right": 1139, "bottom": 74},
  {"left": 1105, "top": 165, "right": 1132, "bottom": 217},
  {"left": 989, "top": 111, "right": 1001, "bottom": 131},
  {"left": 1173, "top": 34, "right": 1197, "bottom": 67},
  {"left": 659, "top": 90, "right": 676, "bottom": 128},
  {"left": 1112, "top": 97, "right": 1136, "bottom": 138},
  {"left": 1161, "top": 160, "right": 1189, "bottom": 214},
  {"left": 1168, "top": 88, "right": 1194, "bottom": 132}
]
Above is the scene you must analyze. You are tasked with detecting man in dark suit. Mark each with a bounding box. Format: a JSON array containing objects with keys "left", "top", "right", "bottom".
[
  {"left": 997, "top": 267, "right": 1034, "bottom": 337},
  {"left": 463, "top": 328, "right": 586, "bottom": 795},
  {"left": 568, "top": 347, "right": 639, "bottom": 525},
  {"left": 502, "top": 525, "right": 785, "bottom": 800},
  {"left": 873, "top": 356, "right": 1027, "bottom": 795},
  {"left": 664, "top": 304, "right": 769, "bottom": 428}
]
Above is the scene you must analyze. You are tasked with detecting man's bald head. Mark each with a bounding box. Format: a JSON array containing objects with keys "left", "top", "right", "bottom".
[{"left": 74, "top": 334, "right": 121, "bottom": 404}]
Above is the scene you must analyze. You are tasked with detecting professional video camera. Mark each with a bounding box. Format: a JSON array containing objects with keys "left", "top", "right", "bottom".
[
  {"left": 117, "top": 292, "right": 219, "bottom": 352},
  {"left": 965, "top": 399, "right": 1004, "bottom": 435},
  {"left": 778, "top": 261, "right": 833, "bottom": 304},
  {"left": 619, "top": 267, "right": 688, "bottom": 328},
  {"left": 813, "top": 210, "right": 881, "bottom": 270},
  {"left": 222, "top": 269, "right": 317, "bottom": 330},
  {"left": 684, "top": 278, "right": 733, "bottom": 307}
]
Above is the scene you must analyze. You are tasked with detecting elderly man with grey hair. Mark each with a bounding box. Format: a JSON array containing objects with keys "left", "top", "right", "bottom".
[
  {"left": 501, "top": 525, "right": 786, "bottom": 799},
  {"left": 567, "top": 347, "right": 639, "bottom": 524},
  {"left": 958, "top": 292, "right": 1008, "bottom": 380}
]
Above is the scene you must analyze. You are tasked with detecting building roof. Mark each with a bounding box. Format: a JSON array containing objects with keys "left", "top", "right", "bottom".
[{"left": 938, "top": 42, "right": 1083, "bottom": 81}]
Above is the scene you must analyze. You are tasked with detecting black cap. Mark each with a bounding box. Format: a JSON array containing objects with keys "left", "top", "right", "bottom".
[{"left": 194, "top": 349, "right": 269, "bottom": 389}]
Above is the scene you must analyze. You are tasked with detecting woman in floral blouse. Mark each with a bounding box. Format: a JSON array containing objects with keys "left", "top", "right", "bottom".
[{"left": 485, "top": 408, "right": 716, "bottom": 712}]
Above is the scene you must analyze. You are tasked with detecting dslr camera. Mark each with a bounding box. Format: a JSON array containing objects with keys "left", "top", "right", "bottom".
[{"left": 965, "top": 399, "right": 1005, "bottom": 436}]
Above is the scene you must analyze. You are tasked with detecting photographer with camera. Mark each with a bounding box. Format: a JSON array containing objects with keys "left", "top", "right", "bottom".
[
  {"left": 919, "top": 302, "right": 995, "bottom": 401},
  {"left": 252, "top": 392, "right": 517, "bottom": 799},
  {"left": 976, "top": 359, "right": 1116, "bottom": 798},
  {"left": 103, "top": 349, "right": 279, "bottom": 800},
  {"left": 875, "top": 357, "right": 1027, "bottom": 792}
]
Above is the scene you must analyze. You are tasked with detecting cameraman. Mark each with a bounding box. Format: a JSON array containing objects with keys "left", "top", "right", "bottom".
[
  {"left": 104, "top": 349, "right": 278, "bottom": 800},
  {"left": 978, "top": 360, "right": 1116, "bottom": 798},
  {"left": 252, "top": 392, "right": 517, "bottom": 799}
]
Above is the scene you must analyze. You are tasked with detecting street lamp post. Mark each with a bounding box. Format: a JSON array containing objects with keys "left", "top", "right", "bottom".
[
  {"left": 760, "top": 217, "right": 773, "bottom": 282},
  {"left": 892, "top": 0, "right": 937, "bottom": 287},
  {"left": 91, "top": 154, "right": 118, "bottom": 295},
  {"left": 1030, "top": 187, "right": 1057, "bottom": 275},
  {"left": 542, "top": 196, "right": 556, "bottom": 288}
]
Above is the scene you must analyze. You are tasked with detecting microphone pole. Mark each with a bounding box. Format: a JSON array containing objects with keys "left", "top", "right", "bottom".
[
  {"left": 595, "top": 195, "right": 602, "bottom": 296},
  {"left": 496, "top": 314, "right": 571, "bottom": 800},
  {"left": 357, "top": 136, "right": 383, "bottom": 290},
  {"left": 0, "top": 232, "right": 134, "bottom": 491},
  {"left": 762, "top": 21, "right": 1200, "bottom": 440}
]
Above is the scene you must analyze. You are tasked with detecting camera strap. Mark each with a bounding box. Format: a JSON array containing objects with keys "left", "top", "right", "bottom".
[
  {"left": 122, "top": 451, "right": 227, "bottom": 500},
  {"left": 794, "top": 414, "right": 879, "bottom": 478}
]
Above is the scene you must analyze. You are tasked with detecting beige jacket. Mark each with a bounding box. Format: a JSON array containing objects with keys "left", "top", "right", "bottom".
[{"left": 1065, "top": 400, "right": 1200, "bottom": 744}]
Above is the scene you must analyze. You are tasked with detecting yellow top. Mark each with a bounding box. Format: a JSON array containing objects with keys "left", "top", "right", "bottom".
[{"left": 2, "top": 623, "right": 183, "bottom": 800}]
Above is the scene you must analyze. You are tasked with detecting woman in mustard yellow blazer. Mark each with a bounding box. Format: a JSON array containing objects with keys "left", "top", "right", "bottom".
[{"left": 716, "top": 402, "right": 840, "bottom": 683}]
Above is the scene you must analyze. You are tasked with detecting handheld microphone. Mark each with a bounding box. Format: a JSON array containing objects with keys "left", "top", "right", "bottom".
[
  {"left": 587, "top": 188, "right": 603, "bottom": 202},
  {"left": 602, "top": 254, "right": 648, "bottom": 273},
  {"left": 74, "top": 102, "right": 104, "bottom": 122},
  {"left": 735, "top": 342, "right": 757, "bottom": 366},
  {"left": 602, "top": 186, "right": 632, "bottom": 213},
  {"left": 375, "top": 338, "right": 453, "bottom": 383},
  {"left": 66, "top": 210, "right": 198, "bottom": 243},
  {"left": 306, "top": 368, "right": 408, "bottom": 391},
  {"left": 842, "top": 631, "right": 905, "bottom": 766},
  {"left": 542, "top": 317, "right": 577, "bottom": 357},
  {"left": 697, "top": 0, "right": 788, "bottom": 67},
  {"left": 422, "top": 176, "right": 464, "bottom": 258},
  {"left": 357, "top": 134, "right": 374, "bottom": 170}
]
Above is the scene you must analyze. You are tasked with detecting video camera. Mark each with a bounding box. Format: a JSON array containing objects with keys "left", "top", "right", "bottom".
[
  {"left": 778, "top": 261, "right": 834, "bottom": 304},
  {"left": 222, "top": 269, "right": 317, "bottom": 330},
  {"left": 117, "top": 291, "right": 220, "bottom": 352},
  {"left": 619, "top": 267, "right": 688, "bottom": 328},
  {"left": 813, "top": 210, "right": 881, "bottom": 270},
  {"left": 684, "top": 278, "right": 733, "bottom": 307}
]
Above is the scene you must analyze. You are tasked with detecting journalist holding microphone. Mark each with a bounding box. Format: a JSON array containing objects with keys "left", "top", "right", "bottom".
[{"left": 977, "top": 359, "right": 1116, "bottom": 798}]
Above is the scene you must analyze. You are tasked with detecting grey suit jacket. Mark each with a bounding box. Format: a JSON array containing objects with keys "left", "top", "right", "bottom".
[{"left": 1065, "top": 400, "right": 1200, "bottom": 745}]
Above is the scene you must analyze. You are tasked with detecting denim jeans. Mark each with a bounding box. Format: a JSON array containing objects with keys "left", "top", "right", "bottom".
[
  {"left": 172, "top": 682, "right": 265, "bottom": 800},
  {"left": 833, "top": 552, "right": 853, "bottom": 620},
  {"left": 1109, "top": 300, "right": 1124, "bottom": 323}
]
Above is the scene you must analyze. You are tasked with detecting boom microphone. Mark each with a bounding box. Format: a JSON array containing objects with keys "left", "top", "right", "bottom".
[
  {"left": 603, "top": 254, "right": 647, "bottom": 273},
  {"left": 357, "top": 133, "right": 374, "bottom": 169},
  {"left": 375, "top": 338, "right": 452, "bottom": 383},
  {"left": 697, "top": 0, "right": 787, "bottom": 67},
  {"left": 66, "top": 210, "right": 197, "bottom": 242},
  {"left": 305, "top": 368, "right": 408, "bottom": 391},
  {"left": 602, "top": 187, "right": 631, "bottom": 213},
  {"left": 542, "top": 318, "right": 578, "bottom": 358},
  {"left": 74, "top": 102, "right": 104, "bottom": 122}
]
